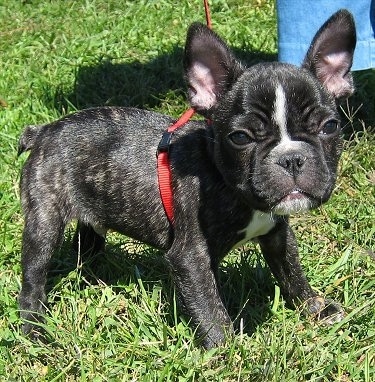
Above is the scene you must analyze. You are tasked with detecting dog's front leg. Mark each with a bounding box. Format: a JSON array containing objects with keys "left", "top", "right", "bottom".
[
  {"left": 258, "top": 221, "right": 345, "bottom": 324},
  {"left": 165, "top": 240, "right": 232, "bottom": 349}
]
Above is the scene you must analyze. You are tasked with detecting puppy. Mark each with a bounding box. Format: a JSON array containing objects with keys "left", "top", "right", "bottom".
[{"left": 18, "top": 10, "right": 356, "bottom": 349}]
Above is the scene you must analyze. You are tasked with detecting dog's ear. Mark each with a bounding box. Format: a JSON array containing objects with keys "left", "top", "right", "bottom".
[
  {"left": 184, "top": 23, "right": 244, "bottom": 116},
  {"left": 302, "top": 9, "right": 356, "bottom": 99}
]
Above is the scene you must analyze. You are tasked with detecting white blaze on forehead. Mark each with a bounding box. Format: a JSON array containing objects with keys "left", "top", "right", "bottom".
[
  {"left": 272, "top": 83, "right": 290, "bottom": 143},
  {"left": 269, "top": 82, "right": 301, "bottom": 155}
]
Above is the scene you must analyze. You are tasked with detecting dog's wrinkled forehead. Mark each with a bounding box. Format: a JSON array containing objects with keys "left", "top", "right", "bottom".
[{"left": 239, "top": 63, "right": 334, "bottom": 109}]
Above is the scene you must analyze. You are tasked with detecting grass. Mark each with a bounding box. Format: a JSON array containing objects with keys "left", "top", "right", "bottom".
[{"left": 0, "top": 0, "right": 374, "bottom": 380}]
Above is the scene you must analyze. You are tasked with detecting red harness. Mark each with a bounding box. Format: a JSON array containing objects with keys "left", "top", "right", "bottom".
[
  {"left": 156, "top": 1, "right": 211, "bottom": 224},
  {"left": 156, "top": 108, "right": 195, "bottom": 223}
]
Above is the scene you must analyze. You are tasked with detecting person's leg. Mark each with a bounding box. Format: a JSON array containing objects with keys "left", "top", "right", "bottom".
[{"left": 277, "top": 0, "right": 375, "bottom": 70}]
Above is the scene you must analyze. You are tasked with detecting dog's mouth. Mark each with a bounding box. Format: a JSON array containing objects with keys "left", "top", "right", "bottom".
[
  {"left": 272, "top": 189, "right": 314, "bottom": 216},
  {"left": 281, "top": 189, "right": 308, "bottom": 202}
]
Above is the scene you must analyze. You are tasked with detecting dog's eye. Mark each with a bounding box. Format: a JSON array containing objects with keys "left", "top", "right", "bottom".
[
  {"left": 320, "top": 120, "right": 339, "bottom": 135},
  {"left": 228, "top": 131, "right": 252, "bottom": 146}
]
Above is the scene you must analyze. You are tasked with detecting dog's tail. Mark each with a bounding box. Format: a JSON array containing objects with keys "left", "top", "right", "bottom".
[{"left": 18, "top": 124, "right": 44, "bottom": 156}]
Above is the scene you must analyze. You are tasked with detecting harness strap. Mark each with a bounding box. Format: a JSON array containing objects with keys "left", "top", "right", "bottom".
[{"left": 156, "top": 108, "right": 195, "bottom": 223}]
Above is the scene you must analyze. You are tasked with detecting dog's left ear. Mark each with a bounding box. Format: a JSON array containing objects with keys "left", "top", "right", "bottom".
[
  {"left": 184, "top": 22, "right": 244, "bottom": 117},
  {"left": 302, "top": 9, "right": 356, "bottom": 99}
]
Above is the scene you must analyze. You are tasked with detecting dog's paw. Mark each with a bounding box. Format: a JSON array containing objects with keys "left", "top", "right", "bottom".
[
  {"left": 21, "top": 322, "right": 49, "bottom": 344},
  {"left": 20, "top": 308, "right": 49, "bottom": 343},
  {"left": 304, "top": 296, "right": 345, "bottom": 325},
  {"left": 197, "top": 322, "right": 234, "bottom": 349}
]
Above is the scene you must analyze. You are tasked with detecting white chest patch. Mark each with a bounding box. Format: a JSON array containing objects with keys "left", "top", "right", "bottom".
[{"left": 233, "top": 210, "right": 276, "bottom": 249}]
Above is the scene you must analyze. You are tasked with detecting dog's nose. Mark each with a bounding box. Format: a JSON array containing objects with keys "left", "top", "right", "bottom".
[{"left": 277, "top": 152, "right": 307, "bottom": 176}]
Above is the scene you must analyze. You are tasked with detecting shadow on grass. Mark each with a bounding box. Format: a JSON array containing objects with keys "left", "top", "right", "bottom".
[
  {"left": 340, "top": 69, "right": 375, "bottom": 138},
  {"left": 59, "top": 47, "right": 186, "bottom": 111},
  {"left": 46, "top": 232, "right": 274, "bottom": 339},
  {"left": 47, "top": 46, "right": 277, "bottom": 112}
]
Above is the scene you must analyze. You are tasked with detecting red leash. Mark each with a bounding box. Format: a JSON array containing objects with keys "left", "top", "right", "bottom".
[
  {"left": 156, "top": 1, "right": 212, "bottom": 224},
  {"left": 204, "top": 0, "right": 212, "bottom": 29}
]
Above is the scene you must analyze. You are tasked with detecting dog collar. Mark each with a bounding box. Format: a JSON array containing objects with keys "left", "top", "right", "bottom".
[{"left": 156, "top": 108, "right": 195, "bottom": 224}]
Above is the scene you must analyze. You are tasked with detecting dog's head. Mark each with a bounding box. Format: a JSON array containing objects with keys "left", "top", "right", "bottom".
[{"left": 184, "top": 10, "right": 356, "bottom": 215}]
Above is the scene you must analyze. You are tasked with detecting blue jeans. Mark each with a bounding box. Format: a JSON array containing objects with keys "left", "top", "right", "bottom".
[{"left": 277, "top": 0, "right": 375, "bottom": 70}]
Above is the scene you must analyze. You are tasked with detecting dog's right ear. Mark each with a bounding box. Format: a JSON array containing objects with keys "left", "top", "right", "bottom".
[
  {"left": 184, "top": 23, "right": 244, "bottom": 117},
  {"left": 302, "top": 9, "right": 356, "bottom": 100}
]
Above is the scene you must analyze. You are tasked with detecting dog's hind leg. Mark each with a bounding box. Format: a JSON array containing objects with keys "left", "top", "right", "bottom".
[
  {"left": 72, "top": 221, "right": 106, "bottom": 257},
  {"left": 19, "top": 208, "right": 65, "bottom": 338}
]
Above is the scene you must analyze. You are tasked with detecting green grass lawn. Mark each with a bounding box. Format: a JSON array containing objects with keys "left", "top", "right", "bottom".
[{"left": 0, "top": 0, "right": 374, "bottom": 380}]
